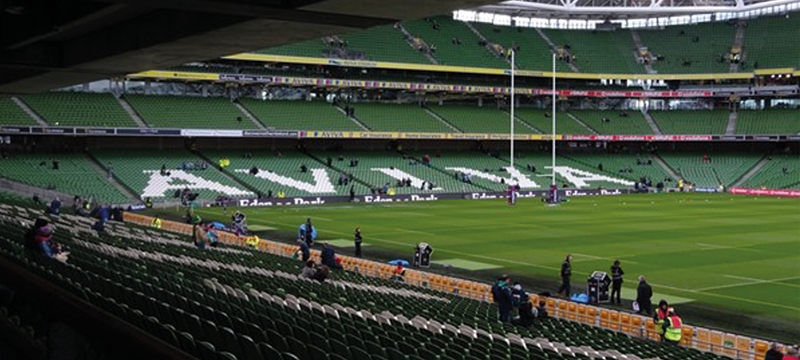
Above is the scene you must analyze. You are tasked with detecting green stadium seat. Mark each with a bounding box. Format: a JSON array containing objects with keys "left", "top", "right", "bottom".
[
  {"left": 22, "top": 92, "right": 138, "bottom": 128},
  {"left": 0, "top": 98, "right": 37, "bottom": 126},
  {"left": 239, "top": 99, "right": 360, "bottom": 131},
  {"left": 126, "top": 94, "right": 256, "bottom": 129}
]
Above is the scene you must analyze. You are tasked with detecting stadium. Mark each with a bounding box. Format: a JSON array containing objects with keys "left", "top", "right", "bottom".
[{"left": 0, "top": 0, "right": 798, "bottom": 359}]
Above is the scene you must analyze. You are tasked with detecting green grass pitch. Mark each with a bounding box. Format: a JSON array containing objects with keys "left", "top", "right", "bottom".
[{"left": 184, "top": 193, "right": 800, "bottom": 340}]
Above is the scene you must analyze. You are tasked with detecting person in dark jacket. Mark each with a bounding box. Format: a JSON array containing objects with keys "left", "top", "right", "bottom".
[
  {"left": 636, "top": 276, "right": 653, "bottom": 315},
  {"left": 354, "top": 227, "right": 362, "bottom": 258},
  {"left": 556, "top": 254, "right": 572, "bottom": 297},
  {"left": 511, "top": 283, "right": 535, "bottom": 326},
  {"left": 320, "top": 243, "right": 342, "bottom": 270},
  {"left": 298, "top": 240, "right": 310, "bottom": 262},
  {"left": 492, "top": 275, "right": 513, "bottom": 323},
  {"left": 610, "top": 259, "right": 624, "bottom": 305},
  {"left": 765, "top": 343, "right": 784, "bottom": 360}
]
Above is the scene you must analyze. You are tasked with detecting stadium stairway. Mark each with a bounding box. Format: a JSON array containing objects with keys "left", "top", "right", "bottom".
[
  {"left": 232, "top": 102, "right": 267, "bottom": 130},
  {"left": 730, "top": 156, "right": 770, "bottom": 188},
  {"left": 192, "top": 150, "right": 264, "bottom": 196},
  {"left": 10, "top": 97, "right": 48, "bottom": 127}
]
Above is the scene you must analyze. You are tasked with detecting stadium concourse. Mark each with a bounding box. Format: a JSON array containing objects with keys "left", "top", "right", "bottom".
[{"left": 1, "top": 0, "right": 800, "bottom": 359}]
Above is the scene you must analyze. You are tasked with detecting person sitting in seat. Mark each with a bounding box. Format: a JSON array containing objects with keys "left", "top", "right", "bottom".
[
  {"left": 300, "top": 260, "right": 317, "bottom": 279},
  {"left": 25, "top": 218, "right": 54, "bottom": 258},
  {"left": 46, "top": 197, "right": 61, "bottom": 216}
]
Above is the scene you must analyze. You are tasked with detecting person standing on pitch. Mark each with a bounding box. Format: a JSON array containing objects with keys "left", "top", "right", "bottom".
[
  {"left": 610, "top": 259, "right": 624, "bottom": 305},
  {"left": 354, "top": 227, "right": 362, "bottom": 258},
  {"left": 556, "top": 255, "right": 572, "bottom": 298}
]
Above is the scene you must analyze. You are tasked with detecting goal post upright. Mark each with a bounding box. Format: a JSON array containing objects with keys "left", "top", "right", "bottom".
[
  {"left": 510, "top": 49, "right": 515, "bottom": 170},
  {"left": 552, "top": 53, "right": 556, "bottom": 187}
]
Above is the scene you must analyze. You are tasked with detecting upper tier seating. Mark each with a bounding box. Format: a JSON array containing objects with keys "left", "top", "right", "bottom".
[
  {"left": 638, "top": 22, "right": 735, "bottom": 74},
  {"left": 660, "top": 152, "right": 763, "bottom": 187},
  {"left": 427, "top": 105, "right": 535, "bottom": 134},
  {"left": 543, "top": 29, "right": 644, "bottom": 74},
  {"left": 735, "top": 109, "right": 800, "bottom": 135},
  {"left": 471, "top": 24, "right": 571, "bottom": 72},
  {"left": 403, "top": 17, "right": 509, "bottom": 69},
  {"left": 92, "top": 150, "right": 253, "bottom": 200},
  {"left": 742, "top": 14, "right": 800, "bottom": 70},
  {"left": 239, "top": 99, "right": 361, "bottom": 131},
  {"left": 125, "top": 95, "right": 256, "bottom": 129},
  {"left": 22, "top": 92, "right": 138, "bottom": 128},
  {"left": 338, "top": 25, "right": 432, "bottom": 64},
  {"left": 203, "top": 150, "right": 369, "bottom": 197},
  {"left": 0, "top": 203, "right": 733, "bottom": 360},
  {"left": 253, "top": 38, "right": 327, "bottom": 58},
  {"left": 0, "top": 154, "right": 130, "bottom": 204},
  {"left": 741, "top": 154, "right": 800, "bottom": 189},
  {"left": 569, "top": 110, "right": 653, "bottom": 135},
  {"left": 351, "top": 103, "right": 452, "bottom": 132},
  {"left": 514, "top": 109, "right": 593, "bottom": 135},
  {"left": 650, "top": 110, "right": 730, "bottom": 134},
  {"left": 0, "top": 98, "right": 37, "bottom": 126}
]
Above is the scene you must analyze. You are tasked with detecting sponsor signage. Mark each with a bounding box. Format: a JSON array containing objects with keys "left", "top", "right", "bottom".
[
  {"left": 236, "top": 189, "right": 632, "bottom": 207},
  {"left": 1, "top": 127, "right": 795, "bottom": 143},
  {"left": 729, "top": 187, "right": 800, "bottom": 198}
]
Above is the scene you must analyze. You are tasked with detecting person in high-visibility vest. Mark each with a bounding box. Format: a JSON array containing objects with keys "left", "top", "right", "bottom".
[
  {"left": 150, "top": 216, "right": 162, "bottom": 229},
  {"left": 654, "top": 299, "right": 669, "bottom": 341},
  {"left": 662, "top": 308, "right": 682, "bottom": 345}
]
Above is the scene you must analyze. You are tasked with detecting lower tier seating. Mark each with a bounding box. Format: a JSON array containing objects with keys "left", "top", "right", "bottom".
[
  {"left": 0, "top": 205, "right": 733, "bottom": 360},
  {"left": 659, "top": 153, "right": 763, "bottom": 188},
  {"left": 740, "top": 154, "right": 800, "bottom": 190},
  {"left": 0, "top": 154, "right": 131, "bottom": 204},
  {"left": 92, "top": 150, "right": 254, "bottom": 201}
]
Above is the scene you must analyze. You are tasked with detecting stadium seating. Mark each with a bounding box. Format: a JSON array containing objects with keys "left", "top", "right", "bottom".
[
  {"left": 339, "top": 25, "right": 432, "bottom": 64},
  {"left": 742, "top": 14, "right": 800, "bottom": 70},
  {"left": 0, "top": 98, "right": 37, "bottom": 126},
  {"left": 203, "top": 150, "right": 370, "bottom": 197},
  {"left": 253, "top": 38, "right": 327, "bottom": 58},
  {"left": 420, "top": 151, "right": 553, "bottom": 191},
  {"left": 543, "top": 29, "right": 644, "bottom": 74},
  {"left": 350, "top": 103, "right": 452, "bottom": 132},
  {"left": 403, "top": 17, "right": 509, "bottom": 68},
  {"left": 734, "top": 109, "right": 800, "bottom": 135},
  {"left": 125, "top": 94, "right": 256, "bottom": 129},
  {"left": 638, "top": 22, "right": 735, "bottom": 74},
  {"left": 514, "top": 109, "right": 594, "bottom": 135},
  {"left": 740, "top": 154, "right": 800, "bottom": 189},
  {"left": 0, "top": 203, "right": 735, "bottom": 360},
  {"left": 21, "top": 92, "right": 138, "bottom": 128},
  {"left": 313, "top": 150, "right": 492, "bottom": 194},
  {"left": 0, "top": 154, "right": 131, "bottom": 204},
  {"left": 471, "top": 24, "right": 571, "bottom": 72},
  {"left": 239, "top": 99, "right": 361, "bottom": 131},
  {"left": 659, "top": 152, "right": 763, "bottom": 187},
  {"left": 560, "top": 154, "right": 674, "bottom": 184},
  {"left": 650, "top": 110, "right": 730, "bottom": 134},
  {"left": 569, "top": 110, "right": 653, "bottom": 135},
  {"left": 248, "top": 15, "right": 798, "bottom": 73},
  {"left": 92, "top": 150, "right": 253, "bottom": 201},
  {"left": 427, "top": 104, "right": 535, "bottom": 134}
]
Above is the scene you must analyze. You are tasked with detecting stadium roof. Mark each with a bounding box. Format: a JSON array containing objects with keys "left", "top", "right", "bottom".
[
  {"left": 467, "top": 0, "right": 800, "bottom": 17},
  {"left": 0, "top": 0, "right": 497, "bottom": 95}
]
